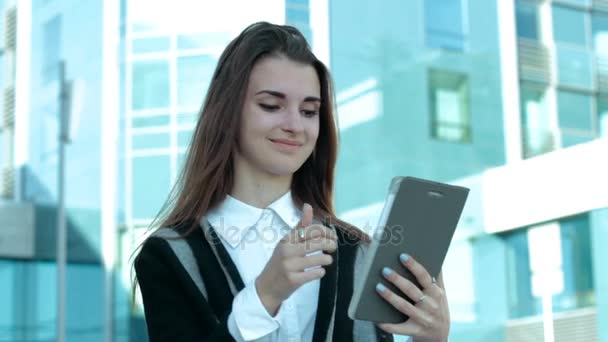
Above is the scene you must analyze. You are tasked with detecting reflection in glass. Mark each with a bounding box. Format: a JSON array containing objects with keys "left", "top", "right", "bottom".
[
  {"left": 557, "top": 90, "right": 593, "bottom": 131},
  {"left": 516, "top": 3, "right": 540, "bottom": 40},
  {"left": 132, "top": 60, "right": 170, "bottom": 110},
  {"left": 131, "top": 155, "right": 171, "bottom": 220},
  {"left": 556, "top": 46, "right": 593, "bottom": 89},
  {"left": 552, "top": 5, "right": 589, "bottom": 46},
  {"left": 503, "top": 214, "right": 595, "bottom": 319},
  {"left": 132, "top": 37, "right": 170, "bottom": 54},
  {"left": 424, "top": 0, "right": 467, "bottom": 51},
  {"left": 177, "top": 55, "right": 216, "bottom": 109},
  {"left": 520, "top": 85, "right": 555, "bottom": 158},
  {"left": 592, "top": 13, "right": 608, "bottom": 55},
  {"left": 132, "top": 132, "right": 170, "bottom": 150}
]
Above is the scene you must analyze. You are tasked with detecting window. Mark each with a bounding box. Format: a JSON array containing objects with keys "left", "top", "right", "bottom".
[
  {"left": 131, "top": 37, "right": 170, "bottom": 54},
  {"left": 131, "top": 60, "right": 170, "bottom": 110},
  {"left": 177, "top": 130, "right": 193, "bottom": 149},
  {"left": 555, "top": 0, "right": 592, "bottom": 7},
  {"left": 556, "top": 46, "right": 594, "bottom": 89},
  {"left": 503, "top": 214, "right": 595, "bottom": 319},
  {"left": 520, "top": 84, "right": 555, "bottom": 158},
  {"left": 425, "top": 0, "right": 467, "bottom": 51},
  {"left": 552, "top": 5, "right": 589, "bottom": 46},
  {"left": 557, "top": 90, "right": 594, "bottom": 147},
  {"left": 131, "top": 155, "right": 171, "bottom": 220},
  {"left": 592, "top": 12, "right": 608, "bottom": 55},
  {"left": 429, "top": 69, "right": 471, "bottom": 143},
  {"left": 131, "top": 132, "right": 170, "bottom": 150},
  {"left": 43, "top": 15, "right": 62, "bottom": 83},
  {"left": 286, "top": 0, "right": 312, "bottom": 44},
  {"left": 516, "top": 3, "right": 540, "bottom": 40},
  {"left": 131, "top": 115, "right": 170, "bottom": 129},
  {"left": 177, "top": 55, "right": 216, "bottom": 109},
  {"left": 557, "top": 90, "right": 593, "bottom": 131}
]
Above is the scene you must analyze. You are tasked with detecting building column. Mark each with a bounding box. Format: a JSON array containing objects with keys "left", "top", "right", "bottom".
[{"left": 590, "top": 208, "right": 608, "bottom": 342}]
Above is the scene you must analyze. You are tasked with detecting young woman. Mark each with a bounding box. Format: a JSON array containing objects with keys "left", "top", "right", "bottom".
[{"left": 134, "top": 22, "right": 450, "bottom": 342}]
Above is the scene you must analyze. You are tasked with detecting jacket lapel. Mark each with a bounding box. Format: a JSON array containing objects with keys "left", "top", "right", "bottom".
[{"left": 312, "top": 224, "right": 339, "bottom": 342}]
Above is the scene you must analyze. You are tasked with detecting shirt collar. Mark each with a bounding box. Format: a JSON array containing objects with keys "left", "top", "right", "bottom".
[{"left": 203, "top": 191, "right": 301, "bottom": 248}]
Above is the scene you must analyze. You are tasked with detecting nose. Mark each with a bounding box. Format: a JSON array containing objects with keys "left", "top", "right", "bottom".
[{"left": 281, "top": 106, "right": 304, "bottom": 133}]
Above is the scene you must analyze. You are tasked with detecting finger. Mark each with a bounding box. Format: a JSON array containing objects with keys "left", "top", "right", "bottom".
[
  {"left": 292, "top": 267, "right": 326, "bottom": 285},
  {"left": 302, "top": 238, "right": 337, "bottom": 255},
  {"left": 399, "top": 254, "right": 434, "bottom": 289},
  {"left": 382, "top": 267, "right": 438, "bottom": 309},
  {"left": 297, "top": 203, "right": 313, "bottom": 229},
  {"left": 375, "top": 283, "right": 432, "bottom": 327},
  {"left": 302, "top": 224, "right": 338, "bottom": 241},
  {"left": 290, "top": 253, "right": 333, "bottom": 271}
]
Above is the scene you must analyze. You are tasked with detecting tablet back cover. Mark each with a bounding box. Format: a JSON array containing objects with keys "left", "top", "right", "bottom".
[{"left": 348, "top": 176, "right": 469, "bottom": 323}]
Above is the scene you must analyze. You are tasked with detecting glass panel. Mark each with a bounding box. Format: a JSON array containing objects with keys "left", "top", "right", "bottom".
[
  {"left": 132, "top": 60, "right": 170, "bottom": 110},
  {"left": 556, "top": 46, "right": 594, "bottom": 89},
  {"left": 516, "top": 3, "right": 540, "bottom": 40},
  {"left": 286, "top": 0, "right": 309, "bottom": 6},
  {"left": 520, "top": 85, "right": 555, "bottom": 158},
  {"left": 177, "top": 153, "right": 188, "bottom": 174},
  {"left": 598, "top": 97, "right": 608, "bottom": 136},
  {"left": 177, "top": 55, "right": 216, "bottom": 108},
  {"left": 286, "top": 8, "right": 310, "bottom": 24},
  {"left": 552, "top": 5, "right": 588, "bottom": 46},
  {"left": 177, "top": 112, "right": 198, "bottom": 126},
  {"left": 425, "top": 0, "right": 466, "bottom": 51},
  {"left": 131, "top": 37, "right": 170, "bottom": 54},
  {"left": 177, "top": 32, "right": 231, "bottom": 50},
  {"left": 177, "top": 130, "right": 193, "bottom": 148},
  {"left": 131, "top": 115, "right": 170, "bottom": 129},
  {"left": 429, "top": 69, "right": 471, "bottom": 142},
  {"left": 592, "top": 13, "right": 608, "bottom": 55},
  {"left": 557, "top": 90, "right": 593, "bottom": 131},
  {"left": 131, "top": 155, "right": 171, "bottom": 220},
  {"left": 555, "top": 0, "right": 592, "bottom": 6},
  {"left": 503, "top": 214, "right": 595, "bottom": 319},
  {"left": 42, "top": 15, "right": 62, "bottom": 83},
  {"left": 132, "top": 132, "right": 170, "bottom": 150}
]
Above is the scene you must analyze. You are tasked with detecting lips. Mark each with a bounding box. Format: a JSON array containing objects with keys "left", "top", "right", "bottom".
[{"left": 269, "top": 138, "right": 303, "bottom": 147}]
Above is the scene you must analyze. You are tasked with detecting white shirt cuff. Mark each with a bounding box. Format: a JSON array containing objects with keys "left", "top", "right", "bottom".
[{"left": 228, "top": 280, "right": 281, "bottom": 341}]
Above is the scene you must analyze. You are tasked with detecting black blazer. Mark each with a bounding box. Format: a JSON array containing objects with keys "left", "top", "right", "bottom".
[{"left": 134, "top": 220, "right": 394, "bottom": 342}]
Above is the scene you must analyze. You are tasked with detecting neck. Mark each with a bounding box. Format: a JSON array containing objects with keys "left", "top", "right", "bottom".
[{"left": 231, "top": 159, "right": 293, "bottom": 209}]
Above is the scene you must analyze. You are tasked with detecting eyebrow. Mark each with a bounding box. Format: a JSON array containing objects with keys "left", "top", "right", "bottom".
[{"left": 255, "top": 90, "right": 321, "bottom": 103}]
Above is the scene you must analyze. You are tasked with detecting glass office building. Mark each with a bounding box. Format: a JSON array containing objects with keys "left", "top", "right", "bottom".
[{"left": 0, "top": 0, "right": 607, "bottom": 341}]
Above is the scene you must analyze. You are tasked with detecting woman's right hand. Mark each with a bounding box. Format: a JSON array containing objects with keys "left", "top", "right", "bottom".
[{"left": 255, "top": 203, "right": 338, "bottom": 316}]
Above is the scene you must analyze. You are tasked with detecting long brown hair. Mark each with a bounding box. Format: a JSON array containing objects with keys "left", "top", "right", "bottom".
[{"left": 152, "top": 21, "right": 367, "bottom": 241}]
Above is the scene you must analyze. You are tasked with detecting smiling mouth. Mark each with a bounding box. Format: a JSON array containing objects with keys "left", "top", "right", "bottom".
[{"left": 269, "top": 138, "right": 303, "bottom": 147}]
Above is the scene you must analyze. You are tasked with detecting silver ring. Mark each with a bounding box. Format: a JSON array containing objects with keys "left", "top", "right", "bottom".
[
  {"left": 417, "top": 295, "right": 427, "bottom": 303},
  {"left": 298, "top": 228, "right": 305, "bottom": 241}
]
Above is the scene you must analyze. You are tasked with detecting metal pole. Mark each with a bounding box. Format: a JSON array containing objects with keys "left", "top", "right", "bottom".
[{"left": 56, "top": 60, "right": 68, "bottom": 342}]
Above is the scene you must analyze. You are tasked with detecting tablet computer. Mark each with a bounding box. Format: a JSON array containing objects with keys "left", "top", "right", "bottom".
[{"left": 347, "top": 176, "right": 469, "bottom": 323}]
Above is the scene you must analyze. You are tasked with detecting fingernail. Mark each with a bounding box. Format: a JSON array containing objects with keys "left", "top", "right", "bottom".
[
  {"left": 376, "top": 283, "right": 386, "bottom": 292},
  {"left": 382, "top": 267, "right": 393, "bottom": 277},
  {"left": 400, "top": 253, "right": 410, "bottom": 262}
]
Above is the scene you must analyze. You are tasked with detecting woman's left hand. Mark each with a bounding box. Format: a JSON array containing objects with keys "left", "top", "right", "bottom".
[{"left": 375, "top": 253, "right": 450, "bottom": 342}]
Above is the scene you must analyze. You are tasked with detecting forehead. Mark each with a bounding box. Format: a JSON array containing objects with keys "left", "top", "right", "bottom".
[{"left": 247, "top": 56, "right": 320, "bottom": 97}]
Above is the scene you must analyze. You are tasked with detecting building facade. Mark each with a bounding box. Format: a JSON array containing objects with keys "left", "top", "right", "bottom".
[{"left": 0, "top": 0, "right": 606, "bottom": 341}]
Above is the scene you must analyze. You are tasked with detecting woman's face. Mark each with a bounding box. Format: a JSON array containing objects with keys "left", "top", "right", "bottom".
[{"left": 236, "top": 55, "right": 321, "bottom": 178}]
